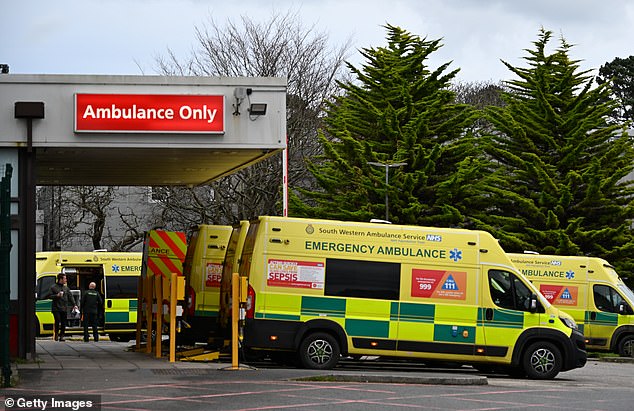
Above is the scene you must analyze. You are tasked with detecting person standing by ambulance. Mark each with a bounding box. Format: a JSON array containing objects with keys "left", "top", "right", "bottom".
[
  {"left": 81, "top": 282, "right": 103, "bottom": 342},
  {"left": 50, "top": 273, "right": 78, "bottom": 341}
]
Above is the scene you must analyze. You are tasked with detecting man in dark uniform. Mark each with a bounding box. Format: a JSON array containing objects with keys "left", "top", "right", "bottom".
[
  {"left": 81, "top": 282, "right": 103, "bottom": 342},
  {"left": 50, "top": 273, "right": 78, "bottom": 342}
]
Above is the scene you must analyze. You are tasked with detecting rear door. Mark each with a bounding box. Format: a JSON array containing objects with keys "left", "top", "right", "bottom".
[{"left": 103, "top": 274, "right": 138, "bottom": 333}]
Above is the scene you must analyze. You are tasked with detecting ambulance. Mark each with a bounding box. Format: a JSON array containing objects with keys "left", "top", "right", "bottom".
[
  {"left": 35, "top": 251, "right": 143, "bottom": 342},
  {"left": 221, "top": 216, "right": 587, "bottom": 379},
  {"left": 181, "top": 224, "right": 233, "bottom": 343},
  {"left": 509, "top": 253, "right": 634, "bottom": 357},
  {"left": 218, "top": 220, "right": 250, "bottom": 335}
]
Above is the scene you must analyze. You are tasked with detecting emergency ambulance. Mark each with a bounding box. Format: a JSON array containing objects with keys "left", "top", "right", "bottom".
[
  {"left": 35, "top": 251, "right": 143, "bottom": 342},
  {"left": 221, "top": 216, "right": 586, "bottom": 379},
  {"left": 509, "top": 253, "right": 634, "bottom": 357},
  {"left": 181, "top": 224, "right": 233, "bottom": 343},
  {"left": 218, "top": 220, "right": 250, "bottom": 334}
]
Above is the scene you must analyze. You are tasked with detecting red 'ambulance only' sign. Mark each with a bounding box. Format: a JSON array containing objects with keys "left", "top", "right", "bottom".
[{"left": 74, "top": 94, "right": 225, "bottom": 133}]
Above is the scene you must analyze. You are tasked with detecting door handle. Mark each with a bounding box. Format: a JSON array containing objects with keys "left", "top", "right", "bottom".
[
  {"left": 107, "top": 300, "right": 112, "bottom": 308},
  {"left": 590, "top": 311, "right": 596, "bottom": 320},
  {"left": 485, "top": 308, "right": 493, "bottom": 321}
]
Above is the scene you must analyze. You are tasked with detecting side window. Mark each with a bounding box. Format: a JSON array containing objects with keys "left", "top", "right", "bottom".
[
  {"left": 325, "top": 258, "right": 400, "bottom": 300},
  {"left": 489, "top": 270, "right": 513, "bottom": 309},
  {"left": 488, "top": 270, "right": 535, "bottom": 312},
  {"left": 105, "top": 276, "right": 138, "bottom": 299},
  {"left": 593, "top": 285, "right": 625, "bottom": 313},
  {"left": 37, "top": 276, "right": 56, "bottom": 300}
]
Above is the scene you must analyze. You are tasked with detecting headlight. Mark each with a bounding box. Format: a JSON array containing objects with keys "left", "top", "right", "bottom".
[{"left": 560, "top": 317, "right": 578, "bottom": 330}]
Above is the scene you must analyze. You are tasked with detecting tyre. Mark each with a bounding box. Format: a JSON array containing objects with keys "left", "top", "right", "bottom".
[
  {"left": 522, "top": 341, "right": 562, "bottom": 379},
  {"left": 298, "top": 332, "right": 340, "bottom": 370},
  {"left": 617, "top": 335, "right": 634, "bottom": 357}
]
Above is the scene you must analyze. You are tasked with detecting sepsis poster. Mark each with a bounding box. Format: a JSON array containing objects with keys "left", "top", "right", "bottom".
[
  {"left": 539, "top": 284, "right": 578, "bottom": 306},
  {"left": 267, "top": 259, "right": 325, "bottom": 289},
  {"left": 411, "top": 269, "right": 466, "bottom": 300},
  {"left": 205, "top": 262, "right": 223, "bottom": 287}
]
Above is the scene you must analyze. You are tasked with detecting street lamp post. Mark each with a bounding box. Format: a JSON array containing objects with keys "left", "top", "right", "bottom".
[{"left": 368, "top": 161, "right": 407, "bottom": 221}]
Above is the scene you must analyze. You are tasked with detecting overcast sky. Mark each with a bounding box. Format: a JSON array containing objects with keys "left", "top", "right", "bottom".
[{"left": 3, "top": 0, "right": 633, "bottom": 83}]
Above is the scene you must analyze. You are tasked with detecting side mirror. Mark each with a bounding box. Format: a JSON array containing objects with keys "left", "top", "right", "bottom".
[
  {"left": 618, "top": 303, "right": 630, "bottom": 315},
  {"left": 530, "top": 294, "right": 538, "bottom": 313}
]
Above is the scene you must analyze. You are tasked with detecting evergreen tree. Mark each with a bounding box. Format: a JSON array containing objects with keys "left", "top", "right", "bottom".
[
  {"left": 481, "top": 28, "right": 634, "bottom": 283},
  {"left": 597, "top": 56, "right": 634, "bottom": 124},
  {"left": 290, "top": 25, "right": 485, "bottom": 227}
]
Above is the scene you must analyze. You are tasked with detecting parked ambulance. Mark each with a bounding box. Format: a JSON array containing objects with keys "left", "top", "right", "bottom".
[
  {"left": 35, "top": 251, "right": 142, "bottom": 342},
  {"left": 221, "top": 216, "right": 587, "bottom": 379},
  {"left": 509, "top": 253, "right": 634, "bottom": 357},
  {"left": 181, "top": 224, "right": 233, "bottom": 343},
  {"left": 218, "top": 220, "right": 250, "bottom": 335}
]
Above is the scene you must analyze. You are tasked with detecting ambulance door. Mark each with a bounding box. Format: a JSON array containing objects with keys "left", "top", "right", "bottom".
[
  {"left": 35, "top": 275, "right": 57, "bottom": 335},
  {"left": 586, "top": 284, "right": 623, "bottom": 349},
  {"left": 103, "top": 275, "right": 138, "bottom": 334},
  {"left": 200, "top": 228, "right": 231, "bottom": 314},
  {"left": 480, "top": 268, "right": 542, "bottom": 362}
]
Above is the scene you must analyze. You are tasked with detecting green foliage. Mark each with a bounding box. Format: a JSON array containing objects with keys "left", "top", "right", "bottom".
[
  {"left": 481, "top": 28, "right": 634, "bottom": 285},
  {"left": 597, "top": 56, "right": 634, "bottom": 124},
  {"left": 290, "top": 25, "right": 484, "bottom": 227}
]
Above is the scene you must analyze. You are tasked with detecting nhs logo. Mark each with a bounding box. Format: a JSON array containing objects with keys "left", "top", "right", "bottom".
[
  {"left": 550, "top": 260, "right": 562, "bottom": 266},
  {"left": 426, "top": 234, "right": 442, "bottom": 242}
]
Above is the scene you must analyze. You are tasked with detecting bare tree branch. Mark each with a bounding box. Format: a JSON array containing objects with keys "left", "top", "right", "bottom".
[{"left": 153, "top": 10, "right": 351, "bottom": 228}]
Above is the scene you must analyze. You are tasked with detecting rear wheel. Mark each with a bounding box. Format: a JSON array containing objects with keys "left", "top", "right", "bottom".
[
  {"left": 522, "top": 342, "right": 562, "bottom": 379},
  {"left": 617, "top": 335, "right": 634, "bottom": 357},
  {"left": 298, "top": 332, "right": 340, "bottom": 370}
]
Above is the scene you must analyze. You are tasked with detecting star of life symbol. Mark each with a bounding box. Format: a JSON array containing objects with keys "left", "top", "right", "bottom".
[
  {"left": 449, "top": 248, "right": 462, "bottom": 262},
  {"left": 442, "top": 274, "right": 459, "bottom": 290},
  {"left": 561, "top": 288, "right": 572, "bottom": 299},
  {"left": 112, "top": 264, "right": 120, "bottom": 273},
  {"left": 565, "top": 270, "right": 574, "bottom": 280}
]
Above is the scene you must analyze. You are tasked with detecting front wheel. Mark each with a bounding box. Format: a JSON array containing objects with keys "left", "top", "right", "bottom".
[
  {"left": 298, "top": 332, "right": 340, "bottom": 370},
  {"left": 522, "top": 341, "right": 562, "bottom": 379},
  {"left": 617, "top": 335, "right": 634, "bottom": 357}
]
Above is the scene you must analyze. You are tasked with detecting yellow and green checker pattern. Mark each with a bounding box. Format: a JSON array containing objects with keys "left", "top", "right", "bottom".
[{"left": 255, "top": 293, "right": 543, "bottom": 360}]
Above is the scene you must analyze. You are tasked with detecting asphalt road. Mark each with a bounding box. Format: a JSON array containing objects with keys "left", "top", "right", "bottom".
[{"left": 3, "top": 358, "right": 633, "bottom": 411}]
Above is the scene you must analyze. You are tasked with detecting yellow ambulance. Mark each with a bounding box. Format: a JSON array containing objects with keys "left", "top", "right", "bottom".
[
  {"left": 35, "top": 251, "right": 142, "bottom": 342},
  {"left": 509, "top": 253, "right": 634, "bottom": 357},
  {"left": 221, "top": 216, "right": 587, "bottom": 379},
  {"left": 218, "top": 220, "right": 250, "bottom": 334},
  {"left": 181, "top": 224, "right": 233, "bottom": 343}
]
